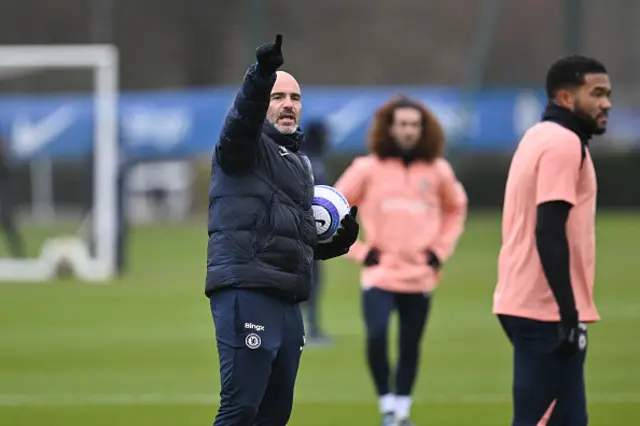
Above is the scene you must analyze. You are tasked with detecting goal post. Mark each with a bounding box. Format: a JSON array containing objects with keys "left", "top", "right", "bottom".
[{"left": 0, "top": 44, "right": 119, "bottom": 282}]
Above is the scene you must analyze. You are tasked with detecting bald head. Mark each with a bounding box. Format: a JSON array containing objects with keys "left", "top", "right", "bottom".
[
  {"left": 275, "top": 71, "right": 299, "bottom": 90},
  {"left": 267, "top": 71, "right": 302, "bottom": 134}
]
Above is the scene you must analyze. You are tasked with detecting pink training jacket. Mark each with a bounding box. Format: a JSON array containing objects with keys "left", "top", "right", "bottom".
[{"left": 334, "top": 155, "right": 468, "bottom": 294}]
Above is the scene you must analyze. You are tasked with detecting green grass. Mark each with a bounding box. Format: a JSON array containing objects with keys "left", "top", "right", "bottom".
[{"left": 0, "top": 211, "right": 639, "bottom": 425}]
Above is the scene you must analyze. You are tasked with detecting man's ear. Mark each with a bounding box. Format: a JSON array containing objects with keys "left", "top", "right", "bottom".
[{"left": 554, "top": 88, "right": 576, "bottom": 110}]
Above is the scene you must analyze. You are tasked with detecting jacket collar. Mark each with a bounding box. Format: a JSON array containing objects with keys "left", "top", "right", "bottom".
[
  {"left": 541, "top": 103, "right": 594, "bottom": 145},
  {"left": 263, "top": 121, "right": 304, "bottom": 152}
]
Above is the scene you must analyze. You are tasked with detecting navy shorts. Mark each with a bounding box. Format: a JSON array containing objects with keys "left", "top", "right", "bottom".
[
  {"left": 499, "top": 315, "right": 588, "bottom": 426},
  {"left": 210, "top": 289, "right": 306, "bottom": 426}
]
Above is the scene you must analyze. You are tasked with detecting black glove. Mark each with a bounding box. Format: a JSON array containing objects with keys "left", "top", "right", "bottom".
[
  {"left": 363, "top": 248, "right": 380, "bottom": 267},
  {"left": 315, "top": 206, "right": 360, "bottom": 261},
  {"left": 427, "top": 250, "right": 441, "bottom": 271},
  {"left": 555, "top": 311, "right": 587, "bottom": 357},
  {"left": 255, "top": 34, "right": 284, "bottom": 75}
]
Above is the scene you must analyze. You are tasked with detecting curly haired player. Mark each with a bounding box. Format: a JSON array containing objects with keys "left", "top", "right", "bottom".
[{"left": 335, "top": 96, "right": 468, "bottom": 426}]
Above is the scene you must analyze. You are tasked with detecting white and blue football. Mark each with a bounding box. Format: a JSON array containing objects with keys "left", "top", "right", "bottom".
[{"left": 312, "top": 185, "right": 350, "bottom": 244}]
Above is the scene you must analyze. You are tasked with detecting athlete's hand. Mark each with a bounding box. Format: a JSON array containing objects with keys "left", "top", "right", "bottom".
[
  {"left": 314, "top": 206, "right": 360, "bottom": 260},
  {"left": 555, "top": 313, "right": 587, "bottom": 357},
  {"left": 333, "top": 206, "right": 359, "bottom": 249},
  {"left": 256, "top": 34, "right": 284, "bottom": 75},
  {"left": 363, "top": 248, "right": 380, "bottom": 267},
  {"left": 426, "top": 250, "right": 441, "bottom": 271}
]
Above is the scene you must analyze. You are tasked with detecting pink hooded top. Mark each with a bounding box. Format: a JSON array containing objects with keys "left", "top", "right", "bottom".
[{"left": 334, "top": 155, "right": 468, "bottom": 293}]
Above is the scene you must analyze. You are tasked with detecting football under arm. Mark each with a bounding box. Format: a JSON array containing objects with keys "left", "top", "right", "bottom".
[
  {"left": 535, "top": 200, "right": 578, "bottom": 322},
  {"left": 215, "top": 64, "right": 276, "bottom": 174}
]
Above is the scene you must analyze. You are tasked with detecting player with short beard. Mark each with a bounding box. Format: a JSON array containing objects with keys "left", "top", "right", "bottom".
[
  {"left": 334, "top": 95, "right": 468, "bottom": 426},
  {"left": 494, "top": 55, "right": 611, "bottom": 426}
]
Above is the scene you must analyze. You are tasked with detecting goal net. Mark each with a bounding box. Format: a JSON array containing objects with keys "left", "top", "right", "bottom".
[{"left": 0, "top": 44, "right": 119, "bottom": 282}]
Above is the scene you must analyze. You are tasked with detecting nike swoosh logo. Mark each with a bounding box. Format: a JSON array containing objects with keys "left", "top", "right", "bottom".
[{"left": 12, "top": 106, "right": 78, "bottom": 157}]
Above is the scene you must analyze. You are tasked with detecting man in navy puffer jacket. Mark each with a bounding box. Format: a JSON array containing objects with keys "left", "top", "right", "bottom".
[{"left": 207, "top": 34, "right": 359, "bottom": 426}]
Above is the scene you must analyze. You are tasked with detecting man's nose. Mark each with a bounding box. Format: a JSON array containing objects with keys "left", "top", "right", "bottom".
[{"left": 282, "top": 97, "right": 294, "bottom": 108}]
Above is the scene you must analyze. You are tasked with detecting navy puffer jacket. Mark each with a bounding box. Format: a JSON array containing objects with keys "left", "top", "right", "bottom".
[{"left": 206, "top": 64, "right": 317, "bottom": 302}]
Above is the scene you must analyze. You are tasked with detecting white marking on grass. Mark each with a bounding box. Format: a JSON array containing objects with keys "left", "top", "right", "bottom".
[{"left": 0, "top": 393, "right": 638, "bottom": 406}]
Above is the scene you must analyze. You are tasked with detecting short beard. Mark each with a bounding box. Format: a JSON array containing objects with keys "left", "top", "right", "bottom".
[
  {"left": 574, "top": 100, "right": 606, "bottom": 136},
  {"left": 270, "top": 119, "right": 298, "bottom": 134}
]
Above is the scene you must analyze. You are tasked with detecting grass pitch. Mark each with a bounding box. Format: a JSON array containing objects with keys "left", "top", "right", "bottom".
[{"left": 0, "top": 211, "right": 638, "bottom": 425}]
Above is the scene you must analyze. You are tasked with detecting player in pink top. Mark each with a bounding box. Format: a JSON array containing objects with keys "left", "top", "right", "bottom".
[
  {"left": 494, "top": 55, "right": 611, "bottom": 426},
  {"left": 334, "top": 96, "right": 467, "bottom": 426}
]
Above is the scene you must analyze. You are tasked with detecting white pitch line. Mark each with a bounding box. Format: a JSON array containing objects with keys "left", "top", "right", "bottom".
[{"left": 0, "top": 393, "right": 638, "bottom": 407}]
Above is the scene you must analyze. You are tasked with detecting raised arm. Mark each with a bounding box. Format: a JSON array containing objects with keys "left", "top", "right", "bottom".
[
  {"left": 430, "top": 159, "right": 468, "bottom": 263},
  {"left": 534, "top": 137, "right": 582, "bottom": 329},
  {"left": 215, "top": 35, "right": 284, "bottom": 174}
]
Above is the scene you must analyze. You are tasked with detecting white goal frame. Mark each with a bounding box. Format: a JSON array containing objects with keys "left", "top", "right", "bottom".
[{"left": 0, "top": 44, "right": 119, "bottom": 282}]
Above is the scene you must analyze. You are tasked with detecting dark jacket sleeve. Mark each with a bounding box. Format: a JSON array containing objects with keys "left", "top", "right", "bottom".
[
  {"left": 535, "top": 200, "right": 578, "bottom": 322},
  {"left": 215, "top": 64, "right": 276, "bottom": 174}
]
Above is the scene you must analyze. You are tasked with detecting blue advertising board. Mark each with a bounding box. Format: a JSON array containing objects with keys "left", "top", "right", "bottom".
[{"left": 0, "top": 86, "right": 632, "bottom": 162}]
